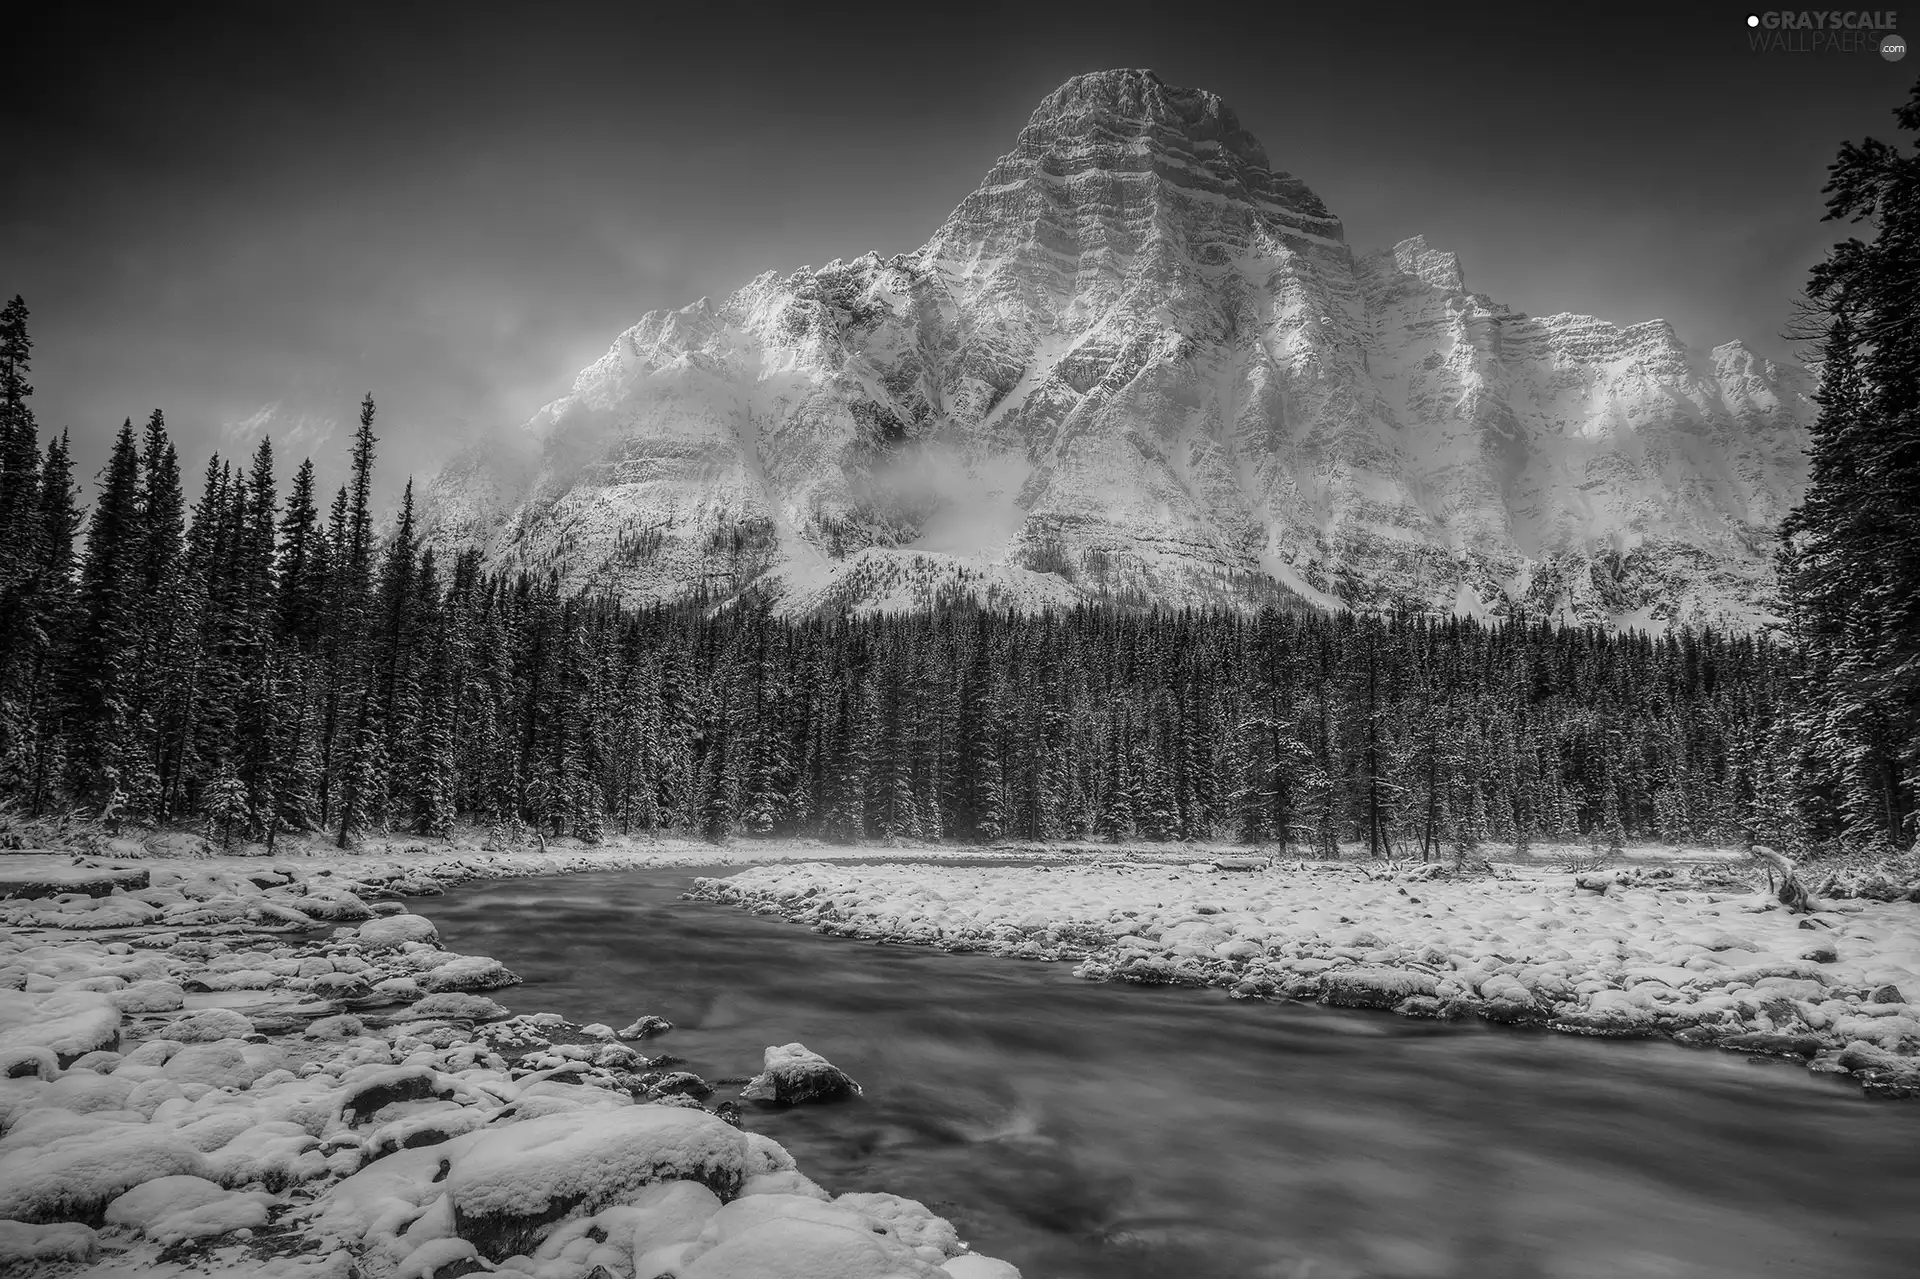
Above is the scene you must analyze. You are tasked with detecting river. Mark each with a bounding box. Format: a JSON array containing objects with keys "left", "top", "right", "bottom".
[{"left": 426, "top": 865, "right": 1920, "bottom": 1279}]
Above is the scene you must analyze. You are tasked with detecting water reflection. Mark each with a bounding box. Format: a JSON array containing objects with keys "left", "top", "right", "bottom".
[{"left": 428, "top": 868, "right": 1920, "bottom": 1279}]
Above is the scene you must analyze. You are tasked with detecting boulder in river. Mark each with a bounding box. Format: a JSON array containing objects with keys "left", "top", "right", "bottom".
[
  {"left": 423, "top": 956, "right": 519, "bottom": 993},
  {"left": 355, "top": 913, "right": 439, "bottom": 951},
  {"left": 618, "top": 1015, "right": 674, "bottom": 1039},
  {"left": 644, "top": 1071, "right": 713, "bottom": 1100},
  {"left": 740, "top": 1043, "right": 862, "bottom": 1106},
  {"left": 406, "top": 992, "right": 513, "bottom": 1023}
]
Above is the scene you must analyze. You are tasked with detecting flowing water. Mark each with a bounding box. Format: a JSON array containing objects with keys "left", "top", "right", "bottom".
[{"left": 427, "top": 866, "right": 1920, "bottom": 1279}]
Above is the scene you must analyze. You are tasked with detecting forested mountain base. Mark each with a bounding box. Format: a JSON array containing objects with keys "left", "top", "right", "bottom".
[{"left": 0, "top": 311, "right": 1808, "bottom": 857}]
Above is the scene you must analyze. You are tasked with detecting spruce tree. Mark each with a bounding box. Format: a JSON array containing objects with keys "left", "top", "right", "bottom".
[
  {"left": 66, "top": 422, "right": 147, "bottom": 818},
  {"left": 1780, "top": 82, "right": 1920, "bottom": 850},
  {"left": 0, "top": 297, "right": 38, "bottom": 543}
]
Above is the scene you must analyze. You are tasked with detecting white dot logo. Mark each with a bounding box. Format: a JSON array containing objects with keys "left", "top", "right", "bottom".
[
  {"left": 1747, "top": 13, "right": 1760, "bottom": 26},
  {"left": 1886, "top": 33, "right": 1908, "bottom": 60}
]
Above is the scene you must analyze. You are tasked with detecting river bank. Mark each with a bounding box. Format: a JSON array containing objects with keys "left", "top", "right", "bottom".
[
  {"left": 688, "top": 857, "right": 1920, "bottom": 1098},
  {"left": 419, "top": 866, "right": 1920, "bottom": 1279},
  {"left": 0, "top": 844, "right": 1024, "bottom": 1277}
]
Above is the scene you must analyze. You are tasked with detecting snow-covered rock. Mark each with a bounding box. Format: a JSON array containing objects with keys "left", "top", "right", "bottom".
[
  {"left": 0, "top": 1127, "right": 210, "bottom": 1222},
  {"left": 0, "top": 1220, "right": 99, "bottom": 1265},
  {"left": 0, "top": 989, "right": 120, "bottom": 1065},
  {"left": 354, "top": 914, "right": 439, "bottom": 951},
  {"left": 944, "top": 1255, "right": 1025, "bottom": 1279},
  {"left": 740, "top": 1043, "right": 862, "bottom": 1105},
  {"left": 102, "top": 1174, "right": 274, "bottom": 1245},
  {"left": 680, "top": 1216, "right": 951, "bottom": 1279},
  {"left": 0, "top": 840, "right": 1025, "bottom": 1278},
  {"left": 422, "top": 955, "right": 519, "bottom": 993},
  {"left": 624, "top": 1179, "right": 724, "bottom": 1257},
  {"left": 425, "top": 68, "right": 1812, "bottom": 631},
  {"left": 444, "top": 1106, "right": 748, "bottom": 1259},
  {"left": 405, "top": 992, "right": 512, "bottom": 1022},
  {"left": 617, "top": 1014, "right": 673, "bottom": 1039}
]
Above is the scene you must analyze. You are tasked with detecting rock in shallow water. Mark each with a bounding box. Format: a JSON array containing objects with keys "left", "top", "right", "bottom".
[
  {"left": 354, "top": 913, "right": 439, "bottom": 951},
  {"left": 740, "top": 1043, "right": 861, "bottom": 1106},
  {"left": 423, "top": 955, "right": 520, "bottom": 993},
  {"left": 617, "top": 1015, "right": 673, "bottom": 1039}
]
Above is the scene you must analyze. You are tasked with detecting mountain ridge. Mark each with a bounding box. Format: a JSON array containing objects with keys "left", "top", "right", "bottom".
[{"left": 423, "top": 68, "right": 1813, "bottom": 629}]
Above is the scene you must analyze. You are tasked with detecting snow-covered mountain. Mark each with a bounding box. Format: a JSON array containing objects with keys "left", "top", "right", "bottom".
[{"left": 424, "top": 68, "right": 1813, "bottom": 628}]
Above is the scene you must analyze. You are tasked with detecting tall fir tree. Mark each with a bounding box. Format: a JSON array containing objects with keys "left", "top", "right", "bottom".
[
  {"left": 1780, "top": 81, "right": 1920, "bottom": 850},
  {"left": 65, "top": 422, "right": 149, "bottom": 819}
]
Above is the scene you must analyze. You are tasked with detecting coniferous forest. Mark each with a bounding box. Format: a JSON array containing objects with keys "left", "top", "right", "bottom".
[
  {"left": 2, "top": 89, "right": 1917, "bottom": 859},
  {"left": 0, "top": 296, "right": 1810, "bottom": 857}
]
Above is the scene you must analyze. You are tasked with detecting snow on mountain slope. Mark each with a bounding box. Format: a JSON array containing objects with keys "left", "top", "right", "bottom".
[{"left": 423, "top": 68, "right": 1813, "bottom": 628}]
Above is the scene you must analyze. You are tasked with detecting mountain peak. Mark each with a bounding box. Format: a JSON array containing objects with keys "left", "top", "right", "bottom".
[
  {"left": 925, "top": 69, "right": 1345, "bottom": 275},
  {"left": 428, "top": 72, "right": 1814, "bottom": 633},
  {"left": 1026, "top": 68, "right": 1266, "bottom": 167}
]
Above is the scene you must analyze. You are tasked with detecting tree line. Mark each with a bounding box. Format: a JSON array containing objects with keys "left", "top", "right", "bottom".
[{"left": 0, "top": 301, "right": 1810, "bottom": 853}]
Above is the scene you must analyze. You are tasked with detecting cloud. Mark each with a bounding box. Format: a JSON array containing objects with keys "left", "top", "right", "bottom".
[{"left": 220, "top": 401, "right": 339, "bottom": 456}]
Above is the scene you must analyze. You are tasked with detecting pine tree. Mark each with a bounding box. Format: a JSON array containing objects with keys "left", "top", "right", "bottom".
[
  {"left": 1779, "top": 83, "right": 1920, "bottom": 850},
  {"left": 0, "top": 297, "right": 38, "bottom": 547},
  {"left": 65, "top": 422, "right": 147, "bottom": 819},
  {"left": 0, "top": 298, "right": 46, "bottom": 794},
  {"left": 7, "top": 434, "right": 79, "bottom": 809},
  {"left": 332, "top": 396, "right": 382, "bottom": 847},
  {"left": 410, "top": 550, "right": 457, "bottom": 838}
]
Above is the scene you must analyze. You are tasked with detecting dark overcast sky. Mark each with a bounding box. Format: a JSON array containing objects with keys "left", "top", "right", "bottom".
[{"left": 8, "top": 1, "right": 1914, "bottom": 504}]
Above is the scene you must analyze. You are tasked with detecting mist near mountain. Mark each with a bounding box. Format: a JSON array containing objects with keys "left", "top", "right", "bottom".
[{"left": 424, "top": 70, "right": 1813, "bottom": 628}]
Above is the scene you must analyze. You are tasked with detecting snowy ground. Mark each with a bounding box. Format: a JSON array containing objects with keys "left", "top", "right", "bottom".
[
  {"left": 689, "top": 857, "right": 1920, "bottom": 1098},
  {"left": 0, "top": 843, "right": 1024, "bottom": 1278},
  {"left": 4, "top": 828, "right": 1916, "bottom": 1277}
]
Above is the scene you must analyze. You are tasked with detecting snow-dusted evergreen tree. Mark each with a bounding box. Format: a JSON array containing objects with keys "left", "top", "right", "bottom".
[
  {"left": 1780, "top": 83, "right": 1920, "bottom": 851},
  {"left": 64, "top": 421, "right": 147, "bottom": 819},
  {"left": 332, "top": 396, "right": 382, "bottom": 848}
]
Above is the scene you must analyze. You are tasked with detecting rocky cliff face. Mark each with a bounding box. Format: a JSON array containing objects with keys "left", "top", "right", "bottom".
[{"left": 424, "top": 69, "right": 1813, "bottom": 628}]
